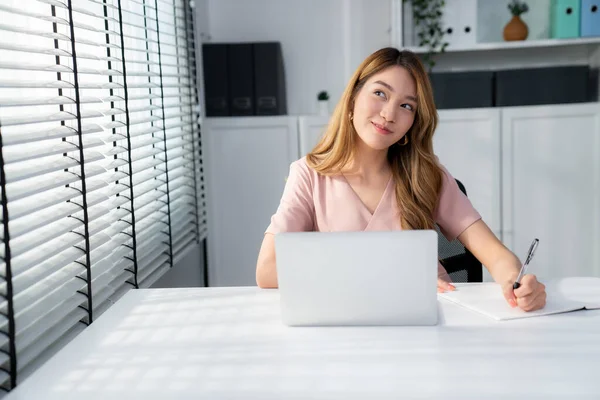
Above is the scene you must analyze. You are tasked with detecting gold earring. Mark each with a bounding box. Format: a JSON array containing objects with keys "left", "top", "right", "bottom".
[
  {"left": 398, "top": 135, "right": 409, "bottom": 146},
  {"left": 349, "top": 112, "right": 353, "bottom": 120}
]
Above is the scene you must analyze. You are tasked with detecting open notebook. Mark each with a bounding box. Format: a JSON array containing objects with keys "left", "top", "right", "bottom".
[{"left": 438, "top": 277, "right": 600, "bottom": 321}]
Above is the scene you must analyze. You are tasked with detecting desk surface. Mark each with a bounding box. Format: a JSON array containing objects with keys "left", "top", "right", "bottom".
[{"left": 6, "top": 286, "right": 600, "bottom": 400}]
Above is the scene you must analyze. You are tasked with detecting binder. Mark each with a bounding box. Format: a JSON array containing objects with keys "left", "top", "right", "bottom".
[
  {"left": 227, "top": 43, "right": 255, "bottom": 116},
  {"left": 551, "top": 0, "right": 581, "bottom": 38},
  {"left": 253, "top": 42, "right": 287, "bottom": 115},
  {"left": 442, "top": 0, "right": 477, "bottom": 48},
  {"left": 202, "top": 43, "right": 230, "bottom": 116},
  {"left": 581, "top": 0, "right": 600, "bottom": 37}
]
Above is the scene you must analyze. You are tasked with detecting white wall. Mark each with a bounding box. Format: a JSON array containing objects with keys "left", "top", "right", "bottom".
[
  {"left": 344, "top": 0, "right": 393, "bottom": 79},
  {"left": 204, "top": 0, "right": 391, "bottom": 116},
  {"left": 152, "top": 243, "right": 206, "bottom": 288}
]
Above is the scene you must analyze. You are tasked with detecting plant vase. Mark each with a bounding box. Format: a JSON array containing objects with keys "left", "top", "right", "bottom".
[{"left": 503, "top": 15, "right": 528, "bottom": 41}]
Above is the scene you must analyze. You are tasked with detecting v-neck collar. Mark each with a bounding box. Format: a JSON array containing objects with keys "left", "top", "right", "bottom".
[{"left": 341, "top": 173, "right": 393, "bottom": 218}]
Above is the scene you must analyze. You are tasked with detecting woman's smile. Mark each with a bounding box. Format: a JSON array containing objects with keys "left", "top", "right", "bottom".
[{"left": 371, "top": 121, "right": 393, "bottom": 135}]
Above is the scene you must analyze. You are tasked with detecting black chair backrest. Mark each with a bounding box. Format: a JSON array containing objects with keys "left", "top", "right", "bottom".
[{"left": 436, "top": 179, "right": 483, "bottom": 283}]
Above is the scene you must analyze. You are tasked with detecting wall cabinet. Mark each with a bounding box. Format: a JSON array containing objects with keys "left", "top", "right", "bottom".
[
  {"left": 298, "top": 116, "right": 330, "bottom": 156},
  {"left": 205, "top": 103, "right": 600, "bottom": 286},
  {"left": 501, "top": 103, "right": 600, "bottom": 280},
  {"left": 203, "top": 117, "right": 299, "bottom": 286}
]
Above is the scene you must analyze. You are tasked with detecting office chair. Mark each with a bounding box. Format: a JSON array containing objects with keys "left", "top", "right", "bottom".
[{"left": 436, "top": 179, "right": 483, "bottom": 283}]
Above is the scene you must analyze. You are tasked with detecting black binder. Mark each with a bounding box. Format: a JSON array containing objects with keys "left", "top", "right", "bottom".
[
  {"left": 202, "top": 43, "right": 229, "bottom": 116},
  {"left": 253, "top": 42, "right": 287, "bottom": 115},
  {"left": 227, "top": 43, "right": 255, "bottom": 116}
]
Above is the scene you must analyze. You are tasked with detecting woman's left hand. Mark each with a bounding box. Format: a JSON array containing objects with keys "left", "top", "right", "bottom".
[
  {"left": 437, "top": 279, "right": 455, "bottom": 293},
  {"left": 502, "top": 274, "right": 546, "bottom": 312}
]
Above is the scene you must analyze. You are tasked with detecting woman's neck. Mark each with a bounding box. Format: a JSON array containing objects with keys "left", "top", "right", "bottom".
[{"left": 343, "top": 141, "right": 391, "bottom": 179}]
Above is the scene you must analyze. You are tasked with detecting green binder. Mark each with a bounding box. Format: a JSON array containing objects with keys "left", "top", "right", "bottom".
[{"left": 551, "top": 0, "right": 581, "bottom": 38}]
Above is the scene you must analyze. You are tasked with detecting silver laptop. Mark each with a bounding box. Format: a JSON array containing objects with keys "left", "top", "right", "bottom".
[{"left": 274, "top": 230, "right": 439, "bottom": 326}]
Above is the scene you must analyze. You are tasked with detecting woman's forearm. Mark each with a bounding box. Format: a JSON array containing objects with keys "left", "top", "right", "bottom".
[
  {"left": 457, "top": 220, "right": 521, "bottom": 285},
  {"left": 486, "top": 250, "right": 521, "bottom": 285},
  {"left": 256, "top": 234, "right": 278, "bottom": 288}
]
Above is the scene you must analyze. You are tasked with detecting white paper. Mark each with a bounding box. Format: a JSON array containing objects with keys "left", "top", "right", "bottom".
[{"left": 439, "top": 277, "right": 600, "bottom": 321}]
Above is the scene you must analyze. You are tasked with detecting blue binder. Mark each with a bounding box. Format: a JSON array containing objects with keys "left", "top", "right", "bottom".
[{"left": 581, "top": 0, "right": 600, "bottom": 37}]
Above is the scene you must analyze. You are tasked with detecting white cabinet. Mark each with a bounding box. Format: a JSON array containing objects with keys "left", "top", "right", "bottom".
[
  {"left": 502, "top": 104, "right": 600, "bottom": 280},
  {"left": 434, "top": 109, "right": 502, "bottom": 236},
  {"left": 204, "top": 117, "right": 299, "bottom": 286},
  {"left": 434, "top": 109, "right": 502, "bottom": 282},
  {"left": 298, "top": 116, "right": 330, "bottom": 156},
  {"left": 203, "top": 104, "right": 600, "bottom": 287}
]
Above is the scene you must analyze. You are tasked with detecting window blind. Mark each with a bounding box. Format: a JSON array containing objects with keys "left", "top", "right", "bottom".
[{"left": 0, "top": 0, "right": 204, "bottom": 392}]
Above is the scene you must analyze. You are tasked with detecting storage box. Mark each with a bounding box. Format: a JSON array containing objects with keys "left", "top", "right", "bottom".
[
  {"left": 581, "top": 0, "right": 600, "bottom": 37},
  {"left": 495, "top": 66, "right": 591, "bottom": 107},
  {"left": 551, "top": 0, "right": 581, "bottom": 38},
  {"left": 429, "top": 71, "right": 494, "bottom": 109}
]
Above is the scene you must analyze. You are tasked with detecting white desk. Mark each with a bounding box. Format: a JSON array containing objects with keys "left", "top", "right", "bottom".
[{"left": 6, "top": 286, "right": 600, "bottom": 399}]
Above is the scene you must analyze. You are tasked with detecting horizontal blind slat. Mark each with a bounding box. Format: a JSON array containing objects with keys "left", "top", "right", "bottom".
[
  {"left": 6, "top": 180, "right": 106, "bottom": 220},
  {"left": 5, "top": 151, "right": 104, "bottom": 183},
  {"left": 1, "top": 124, "right": 102, "bottom": 146},
  {"left": 3, "top": 136, "right": 104, "bottom": 164},
  {"left": 6, "top": 164, "right": 105, "bottom": 202}
]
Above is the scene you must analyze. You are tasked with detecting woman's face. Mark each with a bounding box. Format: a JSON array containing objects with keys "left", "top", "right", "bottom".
[{"left": 351, "top": 66, "right": 417, "bottom": 151}]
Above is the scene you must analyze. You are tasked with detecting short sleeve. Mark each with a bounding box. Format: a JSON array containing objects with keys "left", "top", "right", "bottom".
[
  {"left": 265, "top": 159, "right": 315, "bottom": 234},
  {"left": 434, "top": 163, "right": 482, "bottom": 242}
]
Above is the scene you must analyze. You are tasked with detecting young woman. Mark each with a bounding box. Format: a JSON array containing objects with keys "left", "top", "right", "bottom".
[{"left": 256, "top": 47, "right": 546, "bottom": 312}]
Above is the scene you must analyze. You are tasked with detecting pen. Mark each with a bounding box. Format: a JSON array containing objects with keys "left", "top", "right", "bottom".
[{"left": 513, "top": 238, "right": 539, "bottom": 289}]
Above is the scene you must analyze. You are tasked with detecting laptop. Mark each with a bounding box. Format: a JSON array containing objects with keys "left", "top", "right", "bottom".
[{"left": 274, "top": 230, "right": 439, "bottom": 326}]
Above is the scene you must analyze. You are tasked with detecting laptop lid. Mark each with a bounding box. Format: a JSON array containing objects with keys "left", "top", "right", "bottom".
[{"left": 274, "top": 230, "right": 439, "bottom": 326}]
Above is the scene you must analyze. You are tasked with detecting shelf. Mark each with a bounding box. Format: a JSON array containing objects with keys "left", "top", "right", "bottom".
[{"left": 404, "top": 37, "right": 600, "bottom": 54}]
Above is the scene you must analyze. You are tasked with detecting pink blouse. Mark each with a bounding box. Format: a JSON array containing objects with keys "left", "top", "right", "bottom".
[{"left": 265, "top": 157, "right": 482, "bottom": 280}]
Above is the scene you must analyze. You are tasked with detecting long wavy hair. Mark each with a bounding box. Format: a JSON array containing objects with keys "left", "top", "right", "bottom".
[{"left": 306, "top": 47, "right": 443, "bottom": 231}]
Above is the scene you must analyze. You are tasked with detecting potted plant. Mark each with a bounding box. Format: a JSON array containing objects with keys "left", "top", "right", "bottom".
[
  {"left": 503, "top": 0, "right": 529, "bottom": 41},
  {"left": 317, "top": 90, "right": 330, "bottom": 116},
  {"left": 406, "top": 0, "right": 448, "bottom": 70}
]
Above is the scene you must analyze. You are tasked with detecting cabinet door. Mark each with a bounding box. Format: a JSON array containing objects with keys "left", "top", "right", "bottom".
[
  {"left": 298, "top": 116, "right": 330, "bottom": 157},
  {"left": 204, "top": 116, "right": 299, "bottom": 286},
  {"left": 502, "top": 104, "right": 600, "bottom": 279},
  {"left": 434, "top": 109, "right": 502, "bottom": 282},
  {"left": 435, "top": 109, "right": 502, "bottom": 234}
]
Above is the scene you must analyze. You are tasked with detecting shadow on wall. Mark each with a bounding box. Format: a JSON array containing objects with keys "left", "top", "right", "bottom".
[{"left": 152, "top": 243, "right": 206, "bottom": 288}]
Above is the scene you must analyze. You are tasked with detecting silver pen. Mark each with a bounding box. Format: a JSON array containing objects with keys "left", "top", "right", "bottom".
[{"left": 513, "top": 238, "right": 539, "bottom": 289}]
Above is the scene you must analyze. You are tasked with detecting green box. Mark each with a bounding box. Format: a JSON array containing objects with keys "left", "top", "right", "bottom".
[{"left": 551, "top": 0, "right": 581, "bottom": 38}]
